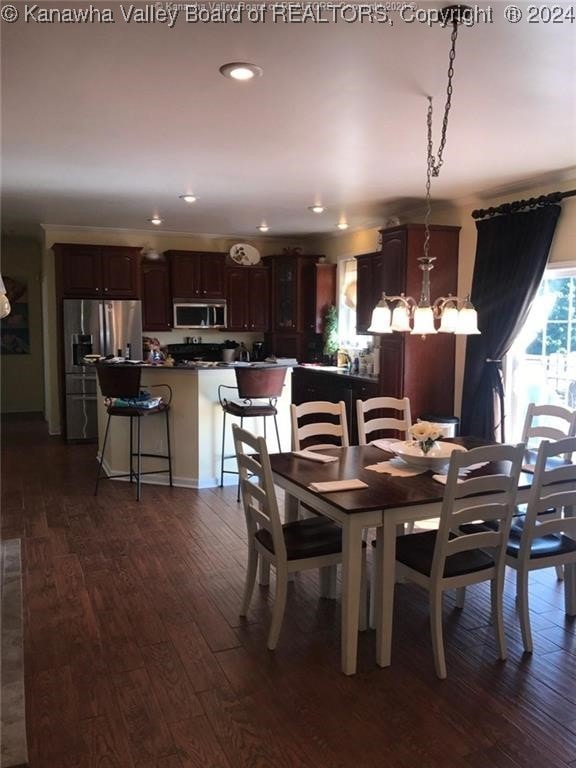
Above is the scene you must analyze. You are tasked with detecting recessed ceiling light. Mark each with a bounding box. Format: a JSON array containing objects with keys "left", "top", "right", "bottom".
[
  {"left": 148, "top": 216, "right": 163, "bottom": 226},
  {"left": 179, "top": 194, "right": 197, "bottom": 203},
  {"left": 308, "top": 205, "right": 325, "bottom": 214},
  {"left": 257, "top": 224, "right": 269, "bottom": 233},
  {"left": 219, "top": 62, "right": 263, "bottom": 81},
  {"left": 337, "top": 222, "right": 349, "bottom": 230}
]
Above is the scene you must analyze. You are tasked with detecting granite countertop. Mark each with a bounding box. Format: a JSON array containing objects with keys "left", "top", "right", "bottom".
[
  {"left": 296, "top": 364, "right": 379, "bottom": 384},
  {"left": 93, "top": 361, "right": 295, "bottom": 371}
]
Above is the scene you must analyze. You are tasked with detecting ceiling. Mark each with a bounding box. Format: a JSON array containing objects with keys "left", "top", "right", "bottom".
[{"left": 1, "top": 2, "right": 575, "bottom": 238}]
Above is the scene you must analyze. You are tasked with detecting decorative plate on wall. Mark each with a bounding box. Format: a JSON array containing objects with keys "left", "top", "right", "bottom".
[{"left": 230, "top": 243, "right": 261, "bottom": 266}]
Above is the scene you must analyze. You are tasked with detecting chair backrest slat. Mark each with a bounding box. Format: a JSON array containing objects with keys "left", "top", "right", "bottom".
[
  {"left": 291, "top": 401, "right": 349, "bottom": 450},
  {"left": 356, "top": 397, "right": 412, "bottom": 445}
]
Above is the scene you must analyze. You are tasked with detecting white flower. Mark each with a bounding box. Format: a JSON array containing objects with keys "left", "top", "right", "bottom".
[
  {"left": 428, "top": 426, "right": 443, "bottom": 441},
  {"left": 409, "top": 421, "right": 434, "bottom": 440}
]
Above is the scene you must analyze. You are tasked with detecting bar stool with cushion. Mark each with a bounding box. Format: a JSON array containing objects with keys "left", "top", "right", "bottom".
[
  {"left": 219, "top": 366, "right": 287, "bottom": 497},
  {"left": 94, "top": 364, "right": 173, "bottom": 501}
]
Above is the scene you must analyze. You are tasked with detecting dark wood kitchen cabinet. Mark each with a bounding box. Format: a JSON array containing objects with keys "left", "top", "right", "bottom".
[
  {"left": 142, "top": 258, "right": 172, "bottom": 331},
  {"left": 292, "top": 367, "right": 379, "bottom": 443},
  {"left": 264, "top": 253, "right": 336, "bottom": 362},
  {"left": 226, "top": 266, "right": 270, "bottom": 332},
  {"left": 55, "top": 244, "right": 141, "bottom": 298},
  {"left": 167, "top": 250, "right": 226, "bottom": 300},
  {"left": 355, "top": 223, "right": 460, "bottom": 419}
]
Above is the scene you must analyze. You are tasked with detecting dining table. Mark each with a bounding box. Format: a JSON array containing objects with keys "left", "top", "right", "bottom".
[{"left": 268, "top": 438, "right": 576, "bottom": 675}]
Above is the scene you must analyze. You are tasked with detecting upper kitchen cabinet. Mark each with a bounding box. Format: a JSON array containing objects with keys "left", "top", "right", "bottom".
[
  {"left": 55, "top": 244, "right": 141, "bottom": 298},
  {"left": 141, "top": 258, "right": 172, "bottom": 331},
  {"left": 167, "top": 250, "right": 226, "bottom": 300},
  {"left": 360, "top": 223, "right": 460, "bottom": 418},
  {"left": 264, "top": 253, "right": 336, "bottom": 362},
  {"left": 226, "top": 266, "right": 270, "bottom": 332}
]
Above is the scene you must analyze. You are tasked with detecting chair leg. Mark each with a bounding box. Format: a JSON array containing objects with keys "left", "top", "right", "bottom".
[
  {"left": 240, "top": 541, "right": 259, "bottom": 616},
  {"left": 268, "top": 564, "right": 288, "bottom": 650},
  {"left": 319, "top": 566, "right": 337, "bottom": 599},
  {"left": 555, "top": 565, "right": 564, "bottom": 581},
  {"left": 237, "top": 417, "right": 243, "bottom": 503},
  {"left": 136, "top": 416, "right": 142, "bottom": 501},
  {"left": 517, "top": 567, "right": 533, "bottom": 653},
  {"left": 94, "top": 413, "right": 112, "bottom": 495},
  {"left": 430, "top": 589, "right": 447, "bottom": 679},
  {"left": 359, "top": 554, "right": 368, "bottom": 632},
  {"left": 455, "top": 587, "right": 466, "bottom": 609},
  {"left": 220, "top": 411, "right": 227, "bottom": 487},
  {"left": 273, "top": 414, "right": 282, "bottom": 453},
  {"left": 129, "top": 415, "right": 134, "bottom": 483},
  {"left": 165, "top": 408, "right": 173, "bottom": 487},
  {"left": 491, "top": 573, "right": 508, "bottom": 661}
]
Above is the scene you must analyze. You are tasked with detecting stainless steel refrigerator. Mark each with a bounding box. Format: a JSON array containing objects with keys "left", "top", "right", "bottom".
[{"left": 63, "top": 299, "right": 143, "bottom": 441}]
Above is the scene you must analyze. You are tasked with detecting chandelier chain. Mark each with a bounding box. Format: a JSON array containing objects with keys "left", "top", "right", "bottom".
[{"left": 423, "top": 20, "right": 459, "bottom": 261}]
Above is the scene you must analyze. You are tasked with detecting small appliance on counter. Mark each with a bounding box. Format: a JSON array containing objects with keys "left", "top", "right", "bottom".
[{"left": 252, "top": 341, "right": 266, "bottom": 361}]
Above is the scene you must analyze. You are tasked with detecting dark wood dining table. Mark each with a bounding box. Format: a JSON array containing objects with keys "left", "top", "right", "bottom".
[{"left": 268, "top": 438, "right": 576, "bottom": 675}]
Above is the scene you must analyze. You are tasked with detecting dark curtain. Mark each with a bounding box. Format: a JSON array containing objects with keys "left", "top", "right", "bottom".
[{"left": 460, "top": 205, "right": 561, "bottom": 441}]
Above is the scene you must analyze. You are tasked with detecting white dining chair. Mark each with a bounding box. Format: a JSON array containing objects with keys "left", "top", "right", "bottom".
[
  {"left": 290, "top": 400, "right": 349, "bottom": 451},
  {"left": 233, "top": 424, "right": 367, "bottom": 650},
  {"left": 356, "top": 396, "right": 412, "bottom": 445},
  {"left": 517, "top": 402, "right": 576, "bottom": 580},
  {"left": 390, "top": 443, "right": 524, "bottom": 678},
  {"left": 505, "top": 436, "right": 576, "bottom": 653}
]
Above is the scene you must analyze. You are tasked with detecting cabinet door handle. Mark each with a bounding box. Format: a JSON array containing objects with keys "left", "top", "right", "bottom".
[
  {"left": 104, "top": 287, "right": 109, "bottom": 292},
  {"left": 95, "top": 287, "right": 100, "bottom": 292}
]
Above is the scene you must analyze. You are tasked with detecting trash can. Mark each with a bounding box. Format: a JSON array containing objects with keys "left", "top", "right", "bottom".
[{"left": 420, "top": 415, "right": 460, "bottom": 438}]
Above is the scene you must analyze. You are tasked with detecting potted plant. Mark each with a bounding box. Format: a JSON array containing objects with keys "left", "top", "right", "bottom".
[{"left": 323, "top": 304, "right": 339, "bottom": 366}]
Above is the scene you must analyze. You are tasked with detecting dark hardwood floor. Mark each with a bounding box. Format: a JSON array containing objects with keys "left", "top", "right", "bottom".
[{"left": 3, "top": 417, "right": 576, "bottom": 767}]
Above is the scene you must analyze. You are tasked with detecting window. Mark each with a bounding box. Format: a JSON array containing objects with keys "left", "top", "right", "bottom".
[
  {"left": 337, "top": 258, "right": 363, "bottom": 347},
  {"left": 505, "top": 267, "right": 576, "bottom": 440}
]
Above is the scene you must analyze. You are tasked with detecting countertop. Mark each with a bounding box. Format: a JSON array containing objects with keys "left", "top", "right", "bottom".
[
  {"left": 93, "top": 361, "right": 295, "bottom": 372},
  {"left": 296, "top": 364, "right": 379, "bottom": 384}
]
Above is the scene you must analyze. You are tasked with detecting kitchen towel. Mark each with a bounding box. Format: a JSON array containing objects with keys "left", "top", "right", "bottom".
[
  {"left": 308, "top": 479, "right": 369, "bottom": 493},
  {"left": 293, "top": 449, "right": 339, "bottom": 463}
]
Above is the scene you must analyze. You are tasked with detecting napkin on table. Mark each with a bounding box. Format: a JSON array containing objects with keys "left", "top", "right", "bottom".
[
  {"left": 364, "top": 460, "right": 425, "bottom": 477},
  {"left": 308, "top": 479, "right": 369, "bottom": 493},
  {"left": 432, "top": 462, "right": 489, "bottom": 485},
  {"left": 293, "top": 449, "right": 338, "bottom": 464},
  {"left": 371, "top": 438, "right": 402, "bottom": 453}
]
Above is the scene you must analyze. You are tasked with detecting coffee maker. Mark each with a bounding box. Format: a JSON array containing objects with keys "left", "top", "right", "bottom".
[{"left": 252, "top": 341, "right": 266, "bottom": 361}]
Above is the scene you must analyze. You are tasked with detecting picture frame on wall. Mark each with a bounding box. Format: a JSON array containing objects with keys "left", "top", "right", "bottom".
[{"left": 0, "top": 276, "right": 30, "bottom": 354}]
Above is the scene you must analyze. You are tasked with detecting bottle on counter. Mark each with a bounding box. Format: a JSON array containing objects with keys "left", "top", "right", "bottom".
[
  {"left": 125, "top": 343, "right": 132, "bottom": 360},
  {"left": 237, "top": 342, "right": 250, "bottom": 362}
]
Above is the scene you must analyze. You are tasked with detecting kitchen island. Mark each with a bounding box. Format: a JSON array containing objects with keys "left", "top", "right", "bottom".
[{"left": 96, "top": 363, "right": 293, "bottom": 488}]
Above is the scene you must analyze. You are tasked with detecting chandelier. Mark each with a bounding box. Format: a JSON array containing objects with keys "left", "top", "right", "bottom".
[{"left": 368, "top": 6, "right": 480, "bottom": 337}]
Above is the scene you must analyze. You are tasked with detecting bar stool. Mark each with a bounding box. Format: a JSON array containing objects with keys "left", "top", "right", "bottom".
[
  {"left": 219, "top": 366, "right": 287, "bottom": 499},
  {"left": 94, "top": 364, "right": 173, "bottom": 501}
]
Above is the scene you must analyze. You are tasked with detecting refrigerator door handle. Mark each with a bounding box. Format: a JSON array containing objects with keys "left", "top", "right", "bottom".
[{"left": 99, "top": 301, "right": 106, "bottom": 356}]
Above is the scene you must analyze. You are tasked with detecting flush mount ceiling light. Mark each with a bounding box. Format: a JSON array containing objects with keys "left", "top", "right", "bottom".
[
  {"left": 219, "top": 62, "right": 263, "bottom": 81},
  {"left": 368, "top": 5, "right": 480, "bottom": 338},
  {"left": 148, "top": 216, "right": 163, "bottom": 226},
  {"left": 179, "top": 194, "right": 197, "bottom": 203},
  {"left": 308, "top": 205, "right": 325, "bottom": 214},
  {"left": 257, "top": 224, "right": 270, "bottom": 232},
  {"left": 337, "top": 222, "right": 349, "bottom": 230}
]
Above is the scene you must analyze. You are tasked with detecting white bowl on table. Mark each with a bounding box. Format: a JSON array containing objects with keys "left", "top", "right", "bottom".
[{"left": 391, "top": 440, "right": 467, "bottom": 472}]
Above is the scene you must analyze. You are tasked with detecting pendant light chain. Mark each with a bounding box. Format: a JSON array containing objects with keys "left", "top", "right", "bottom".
[{"left": 423, "top": 21, "right": 459, "bottom": 262}]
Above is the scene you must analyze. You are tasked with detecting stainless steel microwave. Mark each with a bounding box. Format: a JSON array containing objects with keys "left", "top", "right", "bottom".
[{"left": 173, "top": 301, "right": 227, "bottom": 329}]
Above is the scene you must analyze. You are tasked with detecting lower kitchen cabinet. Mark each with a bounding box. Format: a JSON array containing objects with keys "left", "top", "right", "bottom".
[{"left": 292, "top": 367, "right": 379, "bottom": 444}]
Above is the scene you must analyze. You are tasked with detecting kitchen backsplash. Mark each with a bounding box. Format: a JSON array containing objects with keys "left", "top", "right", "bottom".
[{"left": 153, "top": 329, "right": 264, "bottom": 348}]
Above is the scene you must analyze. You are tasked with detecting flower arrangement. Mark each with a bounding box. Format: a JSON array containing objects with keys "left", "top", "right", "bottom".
[{"left": 409, "top": 421, "right": 443, "bottom": 455}]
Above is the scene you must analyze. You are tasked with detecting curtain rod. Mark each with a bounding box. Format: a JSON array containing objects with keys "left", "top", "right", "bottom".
[{"left": 471, "top": 189, "right": 576, "bottom": 220}]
